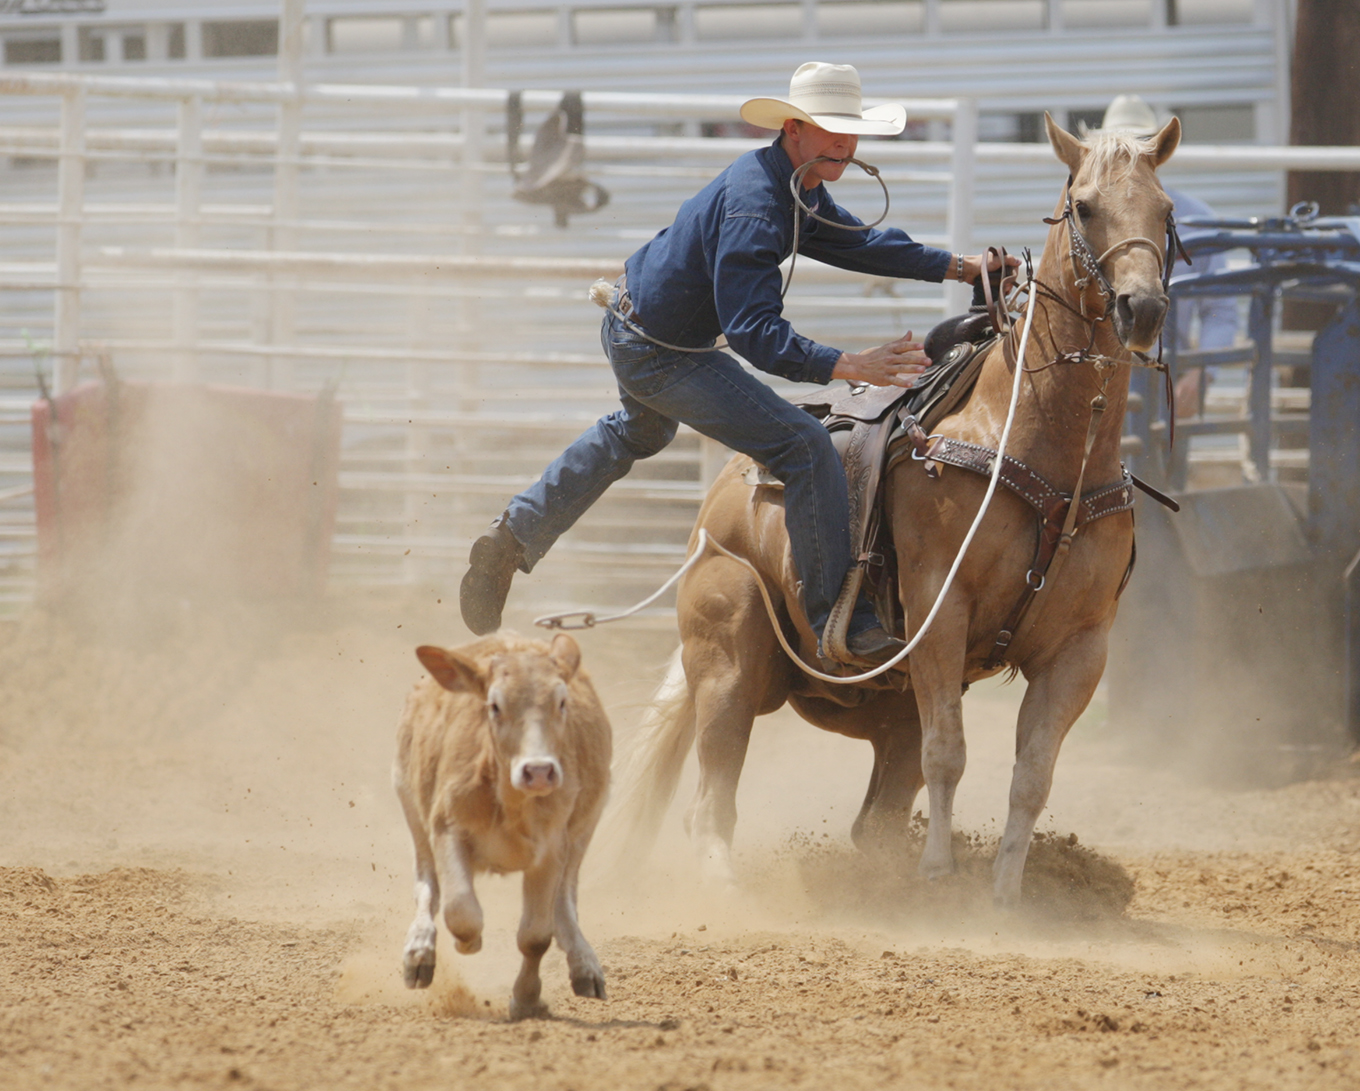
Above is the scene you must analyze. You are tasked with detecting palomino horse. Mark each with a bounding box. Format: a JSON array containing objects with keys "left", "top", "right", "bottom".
[{"left": 611, "top": 114, "right": 1180, "bottom": 908}]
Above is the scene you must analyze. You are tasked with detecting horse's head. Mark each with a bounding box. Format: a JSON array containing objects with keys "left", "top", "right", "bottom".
[{"left": 1044, "top": 112, "right": 1181, "bottom": 353}]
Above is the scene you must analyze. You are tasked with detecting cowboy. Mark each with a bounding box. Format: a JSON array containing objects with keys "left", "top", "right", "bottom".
[
  {"left": 1089, "top": 94, "right": 1238, "bottom": 416},
  {"left": 461, "top": 62, "right": 1005, "bottom": 666}
]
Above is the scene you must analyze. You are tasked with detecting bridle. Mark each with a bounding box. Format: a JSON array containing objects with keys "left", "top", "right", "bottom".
[
  {"left": 1024, "top": 174, "right": 1193, "bottom": 440},
  {"left": 1042, "top": 174, "right": 1190, "bottom": 321}
]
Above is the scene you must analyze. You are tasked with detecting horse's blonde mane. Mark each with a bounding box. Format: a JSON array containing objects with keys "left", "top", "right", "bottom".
[{"left": 1078, "top": 130, "right": 1156, "bottom": 192}]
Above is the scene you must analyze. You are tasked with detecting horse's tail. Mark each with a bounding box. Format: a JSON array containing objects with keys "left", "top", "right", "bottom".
[{"left": 597, "top": 646, "right": 695, "bottom": 872}]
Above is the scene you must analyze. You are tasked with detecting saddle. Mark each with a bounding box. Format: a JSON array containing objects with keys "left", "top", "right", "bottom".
[{"left": 805, "top": 312, "right": 1001, "bottom": 653}]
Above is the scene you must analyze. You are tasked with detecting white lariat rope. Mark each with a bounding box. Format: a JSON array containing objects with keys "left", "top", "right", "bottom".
[{"left": 542, "top": 275, "right": 1040, "bottom": 686}]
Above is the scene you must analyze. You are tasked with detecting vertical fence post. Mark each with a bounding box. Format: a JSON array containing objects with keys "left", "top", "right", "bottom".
[
  {"left": 448, "top": 0, "right": 490, "bottom": 577},
  {"left": 945, "top": 97, "right": 976, "bottom": 316},
  {"left": 173, "top": 94, "right": 203, "bottom": 384},
  {"left": 923, "top": 0, "right": 941, "bottom": 35},
  {"left": 801, "top": 0, "right": 818, "bottom": 40},
  {"left": 1246, "top": 292, "right": 1274, "bottom": 482},
  {"left": 54, "top": 85, "right": 86, "bottom": 394},
  {"left": 271, "top": 0, "right": 305, "bottom": 392}
]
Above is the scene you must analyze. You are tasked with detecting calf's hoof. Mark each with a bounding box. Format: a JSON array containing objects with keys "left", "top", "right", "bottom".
[
  {"left": 454, "top": 934, "right": 483, "bottom": 955},
  {"left": 571, "top": 967, "right": 607, "bottom": 1000},
  {"left": 402, "top": 950, "right": 436, "bottom": 989}
]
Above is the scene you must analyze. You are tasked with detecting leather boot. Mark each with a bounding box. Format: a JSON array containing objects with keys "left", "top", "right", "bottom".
[
  {"left": 842, "top": 625, "right": 908, "bottom": 668},
  {"left": 459, "top": 519, "right": 524, "bottom": 635},
  {"left": 816, "top": 624, "right": 908, "bottom": 672}
]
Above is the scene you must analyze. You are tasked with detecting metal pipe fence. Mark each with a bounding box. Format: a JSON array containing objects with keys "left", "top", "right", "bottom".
[{"left": 0, "top": 56, "right": 1354, "bottom": 613}]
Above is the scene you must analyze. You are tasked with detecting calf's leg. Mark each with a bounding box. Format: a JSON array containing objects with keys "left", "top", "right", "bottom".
[
  {"left": 433, "top": 828, "right": 484, "bottom": 955},
  {"left": 397, "top": 784, "right": 440, "bottom": 988},
  {"left": 554, "top": 830, "right": 606, "bottom": 1000},
  {"left": 510, "top": 860, "right": 562, "bottom": 1020}
]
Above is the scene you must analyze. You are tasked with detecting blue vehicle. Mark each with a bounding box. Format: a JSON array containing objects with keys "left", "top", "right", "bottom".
[{"left": 1111, "top": 206, "right": 1360, "bottom": 780}]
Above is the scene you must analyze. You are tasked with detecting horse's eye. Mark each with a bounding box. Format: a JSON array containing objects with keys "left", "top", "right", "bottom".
[{"left": 1074, "top": 200, "right": 1092, "bottom": 220}]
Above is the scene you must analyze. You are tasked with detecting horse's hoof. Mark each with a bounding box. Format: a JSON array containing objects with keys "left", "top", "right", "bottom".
[
  {"left": 508, "top": 998, "right": 550, "bottom": 1021},
  {"left": 571, "top": 967, "right": 607, "bottom": 1000},
  {"left": 918, "top": 858, "right": 958, "bottom": 882},
  {"left": 454, "top": 934, "right": 483, "bottom": 955}
]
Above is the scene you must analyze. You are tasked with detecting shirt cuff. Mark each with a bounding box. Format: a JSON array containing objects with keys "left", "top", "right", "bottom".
[{"left": 805, "top": 343, "right": 843, "bottom": 385}]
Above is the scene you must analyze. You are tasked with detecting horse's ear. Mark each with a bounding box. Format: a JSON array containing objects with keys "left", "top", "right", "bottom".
[
  {"left": 1150, "top": 116, "right": 1180, "bottom": 169},
  {"left": 1044, "top": 112, "right": 1085, "bottom": 177}
]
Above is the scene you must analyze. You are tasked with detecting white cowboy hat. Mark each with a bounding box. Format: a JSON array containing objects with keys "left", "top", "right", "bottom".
[
  {"left": 740, "top": 62, "right": 907, "bottom": 137},
  {"left": 1080, "top": 94, "right": 1161, "bottom": 138}
]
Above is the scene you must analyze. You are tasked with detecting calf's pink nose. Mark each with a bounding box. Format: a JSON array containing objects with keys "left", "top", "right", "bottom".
[{"left": 520, "top": 761, "right": 559, "bottom": 791}]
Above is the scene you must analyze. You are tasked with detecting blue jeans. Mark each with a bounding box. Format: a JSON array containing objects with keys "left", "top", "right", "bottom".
[{"left": 503, "top": 310, "right": 873, "bottom": 637}]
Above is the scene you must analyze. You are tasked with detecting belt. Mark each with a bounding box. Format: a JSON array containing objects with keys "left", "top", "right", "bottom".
[{"left": 615, "top": 272, "right": 641, "bottom": 324}]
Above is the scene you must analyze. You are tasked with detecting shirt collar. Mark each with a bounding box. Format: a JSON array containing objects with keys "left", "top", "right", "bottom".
[{"left": 764, "top": 134, "right": 824, "bottom": 208}]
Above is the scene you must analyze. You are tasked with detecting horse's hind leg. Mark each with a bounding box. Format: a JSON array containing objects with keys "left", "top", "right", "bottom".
[
  {"left": 681, "top": 599, "right": 784, "bottom": 886},
  {"left": 851, "top": 705, "right": 925, "bottom": 857},
  {"left": 993, "top": 629, "right": 1107, "bottom": 908},
  {"left": 789, "top": 691, "right": 924, "bottom": 857}
]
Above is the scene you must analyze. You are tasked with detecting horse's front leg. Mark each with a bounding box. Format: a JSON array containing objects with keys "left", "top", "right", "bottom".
[
  {"left": 909, "top": 612, "right": 970, "bottom": 880},
  {"left": 994, "top": 626, "right": 1108, "bottom": 908}
]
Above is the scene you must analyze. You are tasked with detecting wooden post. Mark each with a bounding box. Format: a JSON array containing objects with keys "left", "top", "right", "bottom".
[{"left": 54, "top": 85, "right": 86, "bottom": 394}]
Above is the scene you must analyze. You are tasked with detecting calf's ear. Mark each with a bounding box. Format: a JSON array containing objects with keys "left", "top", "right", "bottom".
[
  {"left": 416, "top": 645, "right": 486, "bottom": 696},
  {"left": 549, "top": 633, "right": 581, "bottom": 681}
]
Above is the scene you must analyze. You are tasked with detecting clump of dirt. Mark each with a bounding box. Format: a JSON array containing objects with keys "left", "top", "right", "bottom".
[
  {"left": 757, "top": 818, "right": 1134, "bottom": 927},
  {"left": 1023, "top": 830, "right": 1136, "bottom": 920},
  {"left": 0, "top": 865, "right": 58, "bottom": 901}
]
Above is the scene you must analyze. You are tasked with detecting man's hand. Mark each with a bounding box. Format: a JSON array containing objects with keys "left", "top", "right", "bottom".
[
  {"left": 957, "top": 250, "right": 1022, "bottom": 284},
  {"left": 831, "top": 332, "right": 928, "bottom": 388}
]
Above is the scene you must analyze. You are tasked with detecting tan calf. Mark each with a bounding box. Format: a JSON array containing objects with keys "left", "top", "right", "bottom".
[{"left": 392, "top": 631, "right": 611, "bottom": 1019}]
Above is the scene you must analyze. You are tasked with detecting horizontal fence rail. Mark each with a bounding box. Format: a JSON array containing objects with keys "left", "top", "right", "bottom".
[{"left": 0, "top": 19, "right": 1339, "bottom": 616}]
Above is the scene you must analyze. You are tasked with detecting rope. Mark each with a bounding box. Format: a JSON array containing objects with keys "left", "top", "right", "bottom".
[
  {"left": 784, "top": 155, "right": 889, "bottom": 301},
  {"left": 539, "top": 272, "right": 1042, "bottom": 686}
]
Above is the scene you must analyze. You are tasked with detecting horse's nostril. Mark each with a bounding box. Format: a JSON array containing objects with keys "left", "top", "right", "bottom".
[{"left": 1116, "top": 294, "right": 1135, "bottom": 328}]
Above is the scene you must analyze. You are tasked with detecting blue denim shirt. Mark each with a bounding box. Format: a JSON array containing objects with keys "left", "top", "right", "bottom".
[{"left": 622, "top": 137, "right": 953, "bottom": 386}]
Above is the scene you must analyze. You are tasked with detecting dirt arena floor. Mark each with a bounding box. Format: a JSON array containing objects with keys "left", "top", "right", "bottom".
[{"left": 2, "top": 590, "right": 1359, "bottom": 1090}]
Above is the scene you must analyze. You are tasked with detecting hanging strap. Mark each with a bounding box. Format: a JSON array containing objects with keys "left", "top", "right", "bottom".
[{"left": 506, "top": 90, "right": 524, "bottom": 181}]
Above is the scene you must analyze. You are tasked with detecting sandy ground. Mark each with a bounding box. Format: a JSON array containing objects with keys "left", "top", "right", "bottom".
[{"left": 1, "top": 590, "right": 1359, "bottom": 1091}]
